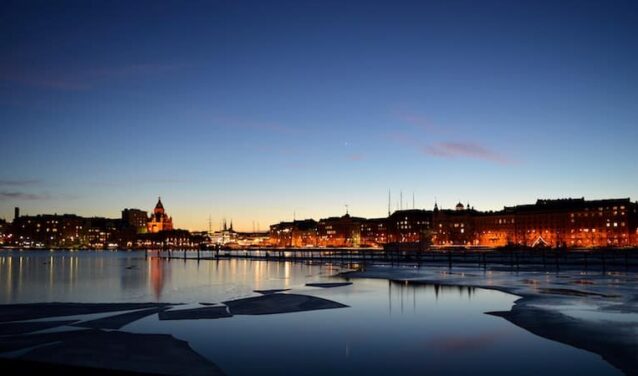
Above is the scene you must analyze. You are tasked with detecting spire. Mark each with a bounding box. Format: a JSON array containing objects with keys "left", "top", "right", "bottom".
[
  {"left": 155, "top": 196, "right": 164, "bottom": 210},
  {"left": 229, "top": 219, "right": 233, "bottom": 231},
  {"left": 388, "top": 189, "right": 391, "bottom": 216}
]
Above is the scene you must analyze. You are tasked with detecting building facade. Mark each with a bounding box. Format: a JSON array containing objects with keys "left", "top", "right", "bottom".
[
  {"left": 317, "top": 214, "right": 365, "bottom": 247},
  {"left": 122, "top": 208, "right": 148, "bottom": 234},
  {"left": 269, "top": 219, "right": 317, "bottom": 247},
  {"left": 431, "top": 198, "right": 638, "bottom": 248},
  {"left": 266, "top": 197, "right": 638, "bottom": 249},
  {"left": 360, "top": 217, "right": 388, "bottom": 247},
  {"left": 147, "top": 198, "right": 174, "bottom": 233}
]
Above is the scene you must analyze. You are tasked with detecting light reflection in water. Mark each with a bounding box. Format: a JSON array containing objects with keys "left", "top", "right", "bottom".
[
  {"left": 0, "top": 251, "right": 336, "bottom": 304},
  {"left": 0, "top": 250, "right": 624, "bottom": 375},
  {"left": 149, "top": 257, "right": 168, "bottom": 300}
]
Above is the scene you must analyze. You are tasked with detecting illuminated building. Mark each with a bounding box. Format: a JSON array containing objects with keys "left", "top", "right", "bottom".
[
  {"left": 138, "top": 229, "right": 193, "bottom": 248},
  {"left": 210, "top": 219, "right": 238, "bottom": 245},
  {"left": 86, "top": 217, "right": 123, "bottom": 248},
  {"left": 8, "top": 214, "right": 125, "bottom": 248},
  {"left": 433, "top": 198, "right": 638, "bottom": 248},
  {"left": 235, "top": 231, "right": 270, "bottom": 247},
  {"left": 269, "top": 219, "right": 317, "bottom": 247},
  {"left": 317, "top": 213, "right": 365, "bottom": 247},
  {"left": 386, "top": 209, "right": 433, "bottom": 244},
  {"left": 360, "top": 218, "right": 388, "bottom": 247},
  {"left": 265, "top": 197, "right": 638, "bottom": 249},
  {"left": 0, "top": 219, "right": 8, "bottom": 245},
  {"left": 505, "top": 198, "right": 636, "bottom": 248},
  {"left": 147, "top": 197, "right": 174, "bottom": 233}
]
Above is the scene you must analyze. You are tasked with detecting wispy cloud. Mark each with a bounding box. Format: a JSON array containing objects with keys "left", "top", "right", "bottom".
[
  {"left": 393, "top": 110, "right": 450, "bottom": 134},
  {"left": 0, "top": 179, "right": 41, "bottom": 187},
  {"left": 388, "top": 132, "right": 513, "bottom": 165},
  {"left": 0, "top": 191, "right": 48, "bottom": 200},
  {"left": 396, "top": 111, "right": 445, "bottom": 134},
  {"left": 423, "top": 142, "right": 511, "bottom": 164}
]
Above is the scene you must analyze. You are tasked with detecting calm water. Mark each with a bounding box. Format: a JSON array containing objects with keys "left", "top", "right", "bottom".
[{"left": 0, "top": 250, "right": 621, "bottom": 375}]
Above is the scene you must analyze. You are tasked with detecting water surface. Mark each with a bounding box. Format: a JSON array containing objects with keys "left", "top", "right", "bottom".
[{"left": 0, "top": 250, "right": 621, "bottom": 375}]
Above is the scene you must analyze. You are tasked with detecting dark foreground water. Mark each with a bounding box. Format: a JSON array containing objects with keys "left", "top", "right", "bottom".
[{"left": 0, "top": 250, "right": 621, "bottom": 375}]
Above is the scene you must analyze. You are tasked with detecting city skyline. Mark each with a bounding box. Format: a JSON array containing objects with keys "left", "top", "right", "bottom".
[{"left": 2, "top": 0, "right": 638, "bottom": 231}]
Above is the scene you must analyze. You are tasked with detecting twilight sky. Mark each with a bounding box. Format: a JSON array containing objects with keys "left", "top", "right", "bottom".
[{"left": 1, "top": 0, "right": 637, "bottom": 231}]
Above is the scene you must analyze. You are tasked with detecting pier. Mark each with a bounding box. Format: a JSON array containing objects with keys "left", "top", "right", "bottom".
[{"left": 148, "top": 247, "right": 638, "bottom": 271}]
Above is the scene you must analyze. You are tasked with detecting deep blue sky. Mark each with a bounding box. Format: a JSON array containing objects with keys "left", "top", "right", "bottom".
[{"left": 1, "top": 0, "right": 637, "bottom": 230}]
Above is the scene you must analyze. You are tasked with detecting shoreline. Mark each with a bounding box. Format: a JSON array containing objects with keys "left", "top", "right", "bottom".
[
  {"left": 342, "top": 264, "right": 638, "bottom": 376},
  {"left": 5, "top": 248, "right": 638, "bottom": 271}
]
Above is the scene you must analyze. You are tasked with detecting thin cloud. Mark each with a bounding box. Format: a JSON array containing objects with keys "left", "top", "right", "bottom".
[
  {"left": 395, "top": 111, "right": 447, "bottom": 134},
  {"left": 0, "top": 191, "right": 48, "bottom": 200},
  {"left": 424, "top": 142, "right": 512, "bottom": 165},
  {"left": 0, "top": 179, "right": 41, "bottom": 187}
]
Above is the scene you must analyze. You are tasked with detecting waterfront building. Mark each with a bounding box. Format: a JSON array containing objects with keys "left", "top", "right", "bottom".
[
  {"left": 504, "top": 198, "right": 636, "bottom": 248},
  {"left": 317, "top": 213, "right": 365, "bottom": 247},
  {"left": 236, "top": 231, "right": 270, "bottom": 247},
  {"left": 138, "top": 229, "right": 194, "bottom": 248},
  {"left": 360, "top": 217, "right": 388, "bottom": 247},
  {"left": 433, "top": 205, "right": 481, "bottom": 247},
  {"left": 86, "top": 217, "right": 125, "bottom": 248},
  {"left": 269, "top": 219, "right": 317, "bottom": 247},
  {"left": 11, "top": 214, "right": 89, "bottom": 248},
  {"left": 147, "top": 198, "right": 174, "bottom": 233},
  {"left": 0, "top": 219, "right": 8, "bottom": 245},
  {"left": 122, "top": 208, "right": 148, "bottom": 234},
  {"left": 387, "top": 209, "right": 433, "bottom": 244},
  {"left": 210, "top": 219, "right": 238, "bottom": 245},
  {"left": 266, "top": 197, "right": 638, "bottom": 249},
  {"left": 432, "top": 198, "right": 638, "bottom": 248}
]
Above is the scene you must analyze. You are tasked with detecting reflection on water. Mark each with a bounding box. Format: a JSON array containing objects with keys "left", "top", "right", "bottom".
[
  {"left": 388, "top": 280, "right": 478, "bottom": 315},
  {"left": 149, "top": 257, "right": 168, "bottom": 300},
  {"left": 0, "top": 250, "right": 622, "bottom": 375},
  {"left": 0, "top": 251, "right": 335, "bottom": 304}
]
